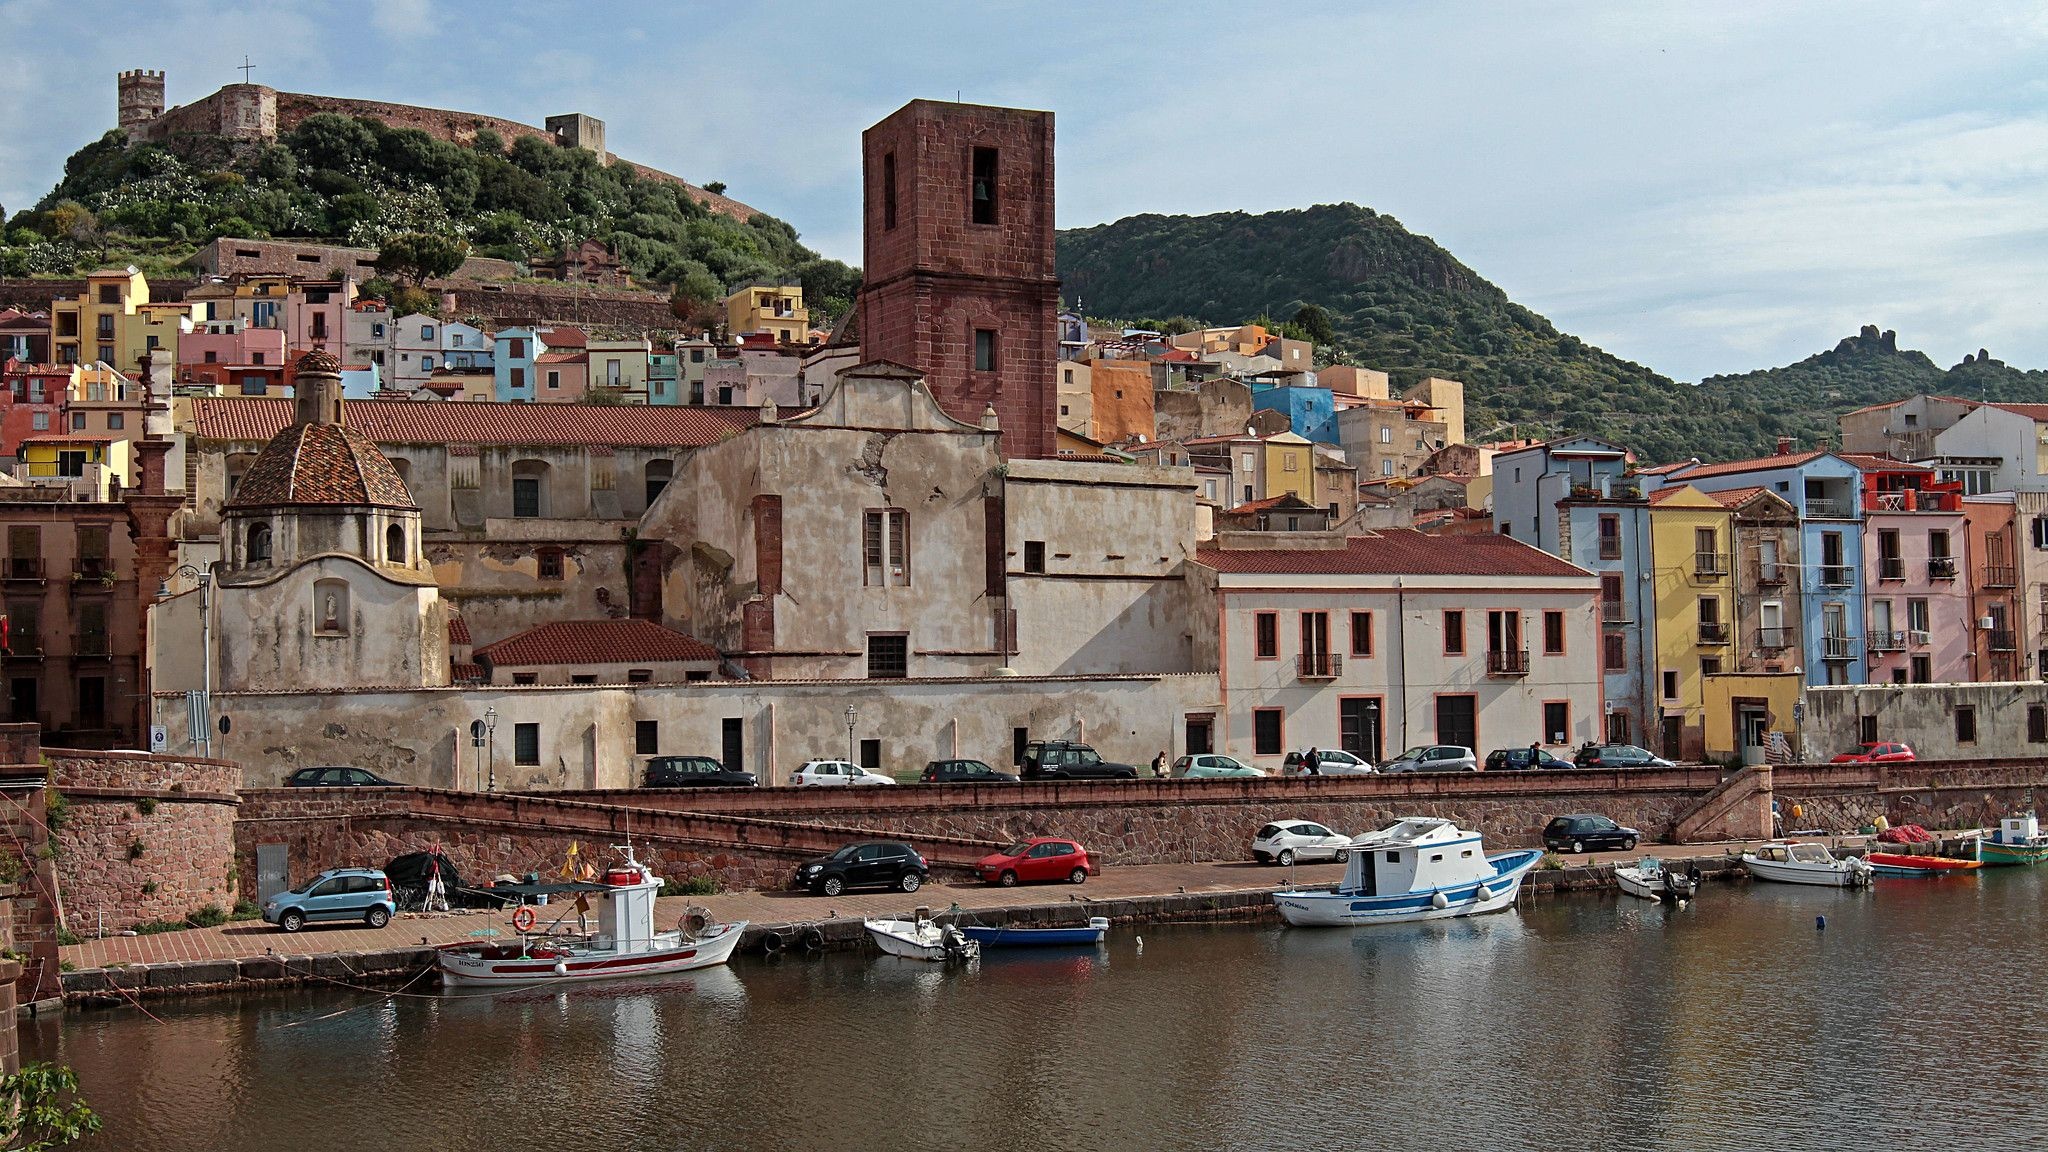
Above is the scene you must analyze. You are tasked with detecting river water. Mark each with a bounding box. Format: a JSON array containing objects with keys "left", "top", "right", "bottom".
[{"left": 28, "top": 869, "right": 2048, "bottom": 1152}]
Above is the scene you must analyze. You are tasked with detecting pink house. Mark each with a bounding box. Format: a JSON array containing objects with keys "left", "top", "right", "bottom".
[
  {"left": 177, "top": 320, "right": 287, "bottom": 384},
  {"left": 1854, "top": 458, "right": 1971, "bottom": 685}
]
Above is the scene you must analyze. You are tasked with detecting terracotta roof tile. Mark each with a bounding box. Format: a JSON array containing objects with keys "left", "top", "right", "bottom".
[
  {"left": 1668, "top": 450, "right": 1827, "bottom": 481},
  {"left": 191, "top": 396, "right": 759, "bottom": 448},
  {"left": 1838, "top": 453, "right": 1931, "bottom": 472},
  {"left": 226, "top": 422, "right": 417, "bottom": 509},
  {"left": 1196, "top": 528, "right": 1588, "bottom": 578},
  {"left": 1984, "top": 402, "right": 2048, "bottom": 421},
  {"left": 448, "top": 616, "right": 471, "bottom": 646},
  {"left": 474, "top": 620, "right": 721, "bottom": 667},
  {"left": 1705, "top": 485, "right": 1769, "bottom": 507}
]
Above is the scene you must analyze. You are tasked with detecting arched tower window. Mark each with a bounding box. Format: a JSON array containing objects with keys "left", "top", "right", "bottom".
[
  {"left": 386, "top": 523, "right": 405, "bottom": 564},
  {"left": 644, "top": 459, "right": 674, "bottom": 507},
  {"left": 246, "top": 521, "right": 272, "bottom": 565}
]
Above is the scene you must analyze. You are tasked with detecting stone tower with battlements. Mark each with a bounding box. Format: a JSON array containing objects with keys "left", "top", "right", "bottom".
[{"left": 118, "top": 69, "right": 165, "bottom": 131}]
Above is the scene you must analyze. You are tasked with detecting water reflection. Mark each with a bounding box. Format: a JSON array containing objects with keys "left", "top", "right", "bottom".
[{"left": 33, "top": 870, "right": 2048, "bottom": 1152}]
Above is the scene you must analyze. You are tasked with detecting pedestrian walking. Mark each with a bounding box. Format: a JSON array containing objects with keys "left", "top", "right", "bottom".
[
  {"left": 1151, "top": 750, "right": 1169, "bottom": 779},
  {"left": 1303, "top": 746, "right": 1321, "bottom": 776}
]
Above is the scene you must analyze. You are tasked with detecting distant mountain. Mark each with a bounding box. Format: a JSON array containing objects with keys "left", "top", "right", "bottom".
[{"left": 1054, "top": 204, "right": 2048, "bottom": 462}]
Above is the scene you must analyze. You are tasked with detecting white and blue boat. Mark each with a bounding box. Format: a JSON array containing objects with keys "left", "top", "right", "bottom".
[
  {"left": 959, "top": 917, "right": 1110, "bottom": 948},
  {"left": 1272, "top": 817, "right": 1541, "bottom": 927}
]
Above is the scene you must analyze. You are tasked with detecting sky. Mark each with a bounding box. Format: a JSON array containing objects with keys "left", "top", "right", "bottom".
[{"left": 4, "top": 0, "right": 2047, "bottom": 381}]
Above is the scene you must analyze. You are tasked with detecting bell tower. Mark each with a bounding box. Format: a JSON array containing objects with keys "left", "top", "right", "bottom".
[{"left": 118, "top": 69, "right": 166, "bottom": 131}]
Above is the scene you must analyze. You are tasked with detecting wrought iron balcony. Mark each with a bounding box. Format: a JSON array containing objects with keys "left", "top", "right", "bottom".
[
  {"left": 1867, "top": 630, "right": 1906, "bottom": 653},
  {"left": 1597, "top": 538, "right": 1623, "bottom": 560},
  {"left": 1821, "top": 634, "right": 1858, "bottom": 661},
  {"left": 1601, "top": 600, "right": 1630, "bottom": 624},
  {"left": 1984, "top": 564, "right": 2017, "bottom": 589},
  {"left": 1820, "top": 565, "right": 1854, "bottom": 587},
  {"left": 1693, "top": 552, "right": 1729, "bottom": 580},
  {"left": 3, "top": 557, "right": 44, "bottom": 581},
  {"left": 1297, "top": 652, "right": 1342, "bottom": 680},
  {"left": 1697, "top": 622, "right": 1730, "bottom": 645},
  {"left": 1928, "top": 557, "right": 1958, "bottom": 580},
  {"left": 1988, "top": 629, "right": 2018, "bottom": 652},
  {"left": 1805, "top": 498, "right": 1853, "bottom": 520},
  {"left": 1486, "top": 649, "right": 1531, "bottom": 676},
  {"left": 1878, "top": 557, "right": 1904, "bottom": 581},
  {"left": 1756, "top": 627, "right": 1793, "bottom": 650},
  {"left": 73, "top": 631, "right": 110, "bottom": 658}
]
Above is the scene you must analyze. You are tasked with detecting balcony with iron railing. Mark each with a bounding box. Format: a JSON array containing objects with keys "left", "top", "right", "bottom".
[
  {"left": 1820, "top": 565, "right": 1854, "bottom": 587},
  {"left": 1984, "top": 564, "right": 2017, "bottom": 589},
  {"left": 1486, "top": 649, "right": 1531, "bottom": 676},
  {"left": 1697, "top": 621, "right": 1730, "bottom": 646},
  {"left": 1928, "top": 556, "right": 1958, "bottom": 580},
  {"left": 1867, "top": 630, "right": 1906, "bottom": 653},
  {"left": 1601, "top": 599, "right": 1629, "bottom": 624},
  {"left": 1822, "top": 634, "right": 1858, "bottom": 660},
  {"left": 1988, "top": 629, "right": 2018, "bottom": 652},
  {"left": 2, "top": 639, "right": 42, "bottom": 661},
  {"left": 1693, "top": 552, "right": 1729, "bottom": 580},
  {"left": 73, "top": 557, "right": 111, "bottom": 583},
  {"left": 1805, "top": 498, "right": 1854, "bottom": 520},
  {"left": 73, "top": 630, "right": 109, "bottom": 659},
  {"left": 3, "top": 557, "right": 44, "bottom": 582},
  {"left": 1756, "top": 626, "right": 1793, "bottom": 650},
  {"left": 1297, "top": 652, "right": 1342, "bottom": 680},
  {"left": 1878, "top": 557, "right": 1904, "bottom": 581},
  {"left": 1597, "top": 537, "right": 1623, "bottom": 561}
]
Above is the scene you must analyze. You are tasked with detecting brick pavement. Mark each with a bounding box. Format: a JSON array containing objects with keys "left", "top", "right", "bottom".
[{"left": 61, "top": 837, "right": 1810, "bottom": 972}]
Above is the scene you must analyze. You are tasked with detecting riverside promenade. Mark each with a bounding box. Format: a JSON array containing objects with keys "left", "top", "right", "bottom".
[{"left": 54, "top": 836, "right": 1829, "bottom": 1000}]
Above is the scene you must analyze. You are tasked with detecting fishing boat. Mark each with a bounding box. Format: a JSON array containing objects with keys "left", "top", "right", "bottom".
[
  {"left": 1271, "top": 817, "right": 1541, "bottom": 927},
  {"left": 865, "top": 918, "right": 980, "bottom": 962},
  {"left": 1614, "top": 856, "right": 1700, "bottom": 904},
  {"left": 438, "top": 847, "right": 747, "bottom": 986},
  {"left": 1864, "top": 851, "right": 1980, "bottom": 877},
  {"left": 1976, "top": 814, "right": 2048, "bottom": 867},
  {"left": 959, "top": 917, "right": 1110, "bottom": 948},
  {"left": 1739, "top": 840, "right": 1872, "bottom": 887}
]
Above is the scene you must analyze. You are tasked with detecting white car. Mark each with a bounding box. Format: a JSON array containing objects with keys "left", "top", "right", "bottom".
[
  {"left": 1281, "top": 749, "right": 1376, "bottom": 775},
  {"left": 1252, "top": 819, "right": 1351, "bottom": 866},
  {"left": 790, "top": 760, "right": 895, "bottom": 787}
]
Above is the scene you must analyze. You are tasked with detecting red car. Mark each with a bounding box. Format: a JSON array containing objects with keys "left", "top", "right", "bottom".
[
  {"left": 1830, "top": 741, "right": 1915, "bottom": 764},
  {"left": 978, "top": 837, "right": 1094, "bottom": 887}
]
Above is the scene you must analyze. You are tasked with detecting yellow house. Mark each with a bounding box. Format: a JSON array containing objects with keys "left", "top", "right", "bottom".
[
  {"left": 129, "top": 301, "right": 198, "bottom": 372},
  {"left": 1648, "top": 485, "right": 1735, "bottom": 759},
  {"left": 1263, "top": 431, "right": 1315, "bottom": 502},
  {"left": 724, "top": 281, "right": 809, "bottom": 343},
  {"left": 18, "top": 434, "right": 131, "bottom": 501},
  {"left": 50, "top": 266, "right": 149, "bottom": 367},
  {"left": 1701, "top": 672, "right": 1804, "bottom": 764}
]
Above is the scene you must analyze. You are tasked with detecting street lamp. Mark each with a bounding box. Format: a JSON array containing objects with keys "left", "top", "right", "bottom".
[
  {"left": 845, "top": 704, "right": 857, "bottom": 765},
  {"left": 158, "top": 562, "right": 215, "bottom": 757},
  {"left": 484, "top": 705, "right": 499, "bottom": 792}
]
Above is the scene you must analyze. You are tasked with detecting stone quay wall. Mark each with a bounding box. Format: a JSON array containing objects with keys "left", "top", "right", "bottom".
[
  {"left": 48, "top": 750, "right": 241, "bottom": 932},
  {"left": 1774, "top": 759, "right": 2048, "bottom": 833}
]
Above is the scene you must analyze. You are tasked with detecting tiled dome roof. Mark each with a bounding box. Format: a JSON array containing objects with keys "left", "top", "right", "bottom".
[
  {"left": 225, "top": 422, "right": 416, "bottom": 510},
  {"left": 295, "top": 348, "right": 341, "bottom": 374}
]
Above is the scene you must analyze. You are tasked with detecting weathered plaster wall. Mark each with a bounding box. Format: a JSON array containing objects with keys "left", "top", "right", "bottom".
[
  {"left": 1800, "top": 681, "right": 2048, "bottom": 761},
  {"left": 213, "top": 555, "right": 447, "bottom": 692}
]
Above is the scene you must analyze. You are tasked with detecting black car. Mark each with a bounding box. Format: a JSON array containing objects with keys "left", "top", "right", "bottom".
[
  {"left": 1485, "top": 747, "right": 1574, "bottom": 771},
  {"left": 284, "top": 766, "right": 399, "bottom": 787},
  {"left": 1018, "top": 741, "right": 1139, "bottom": 780},
  {"left": 794, "top": 841, "right": 929, "bottom": 897},
  {"left": 1543, "top": 814, "right": 1641, "bottom": 854},
  {"left": 643, "top": 755, "right": 757, "bottom": 788},
  {"left": 1575, "top": 744, "right": 1676, "bottom": 770},
  {"left": 920, "top": 759, "right": 1017, "bottom": 783}
]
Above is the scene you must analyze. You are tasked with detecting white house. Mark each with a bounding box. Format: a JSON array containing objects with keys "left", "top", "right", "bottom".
[{"left": 392, "top": 315, "right": 491, "bottom": 394}]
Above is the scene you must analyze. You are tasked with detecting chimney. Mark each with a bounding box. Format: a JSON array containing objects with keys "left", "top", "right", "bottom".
[{"left": 1775, "top": 436, "right": 1795, "bottom": 456}]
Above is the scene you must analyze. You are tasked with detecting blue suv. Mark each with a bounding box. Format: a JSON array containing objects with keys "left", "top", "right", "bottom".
[{"left": 263, "top": 868, "right": 397, "bottom": 932}]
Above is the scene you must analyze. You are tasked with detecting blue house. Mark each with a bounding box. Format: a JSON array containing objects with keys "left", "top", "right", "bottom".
[
  {"left": 493, "top": 326, "right": 542, "bottom": 402},
  {"left": 647, "top": 352, "right": 679, "bottom": 405},
  {"left": 1492, "top": 436, "right": 1656, "bottom": 744},
  {"left": 1250, "top": 386, "right": 1339, "bottom": 445},
  {"left": 1669, "top": 449, "right": 1867, "bottom": 687}
]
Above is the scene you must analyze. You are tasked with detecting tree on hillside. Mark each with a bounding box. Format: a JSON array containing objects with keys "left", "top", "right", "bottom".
[
  {"left": 375, "top": 232, "right": 468, "bottom": 287},
  {"left": 1292, "top": 303, "right": 1336, "bottom": 345}
]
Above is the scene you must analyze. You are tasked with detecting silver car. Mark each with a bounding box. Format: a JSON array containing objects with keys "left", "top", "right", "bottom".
[
  {"left": 1380, "top": 745, "right": 1478, "bottom": 773},
  {"left": 1251, "top": 819, "right": 1351, "bottom": 865},
  {"left": 1281, "top": 749, "right": 1376, "bottom": 775}
]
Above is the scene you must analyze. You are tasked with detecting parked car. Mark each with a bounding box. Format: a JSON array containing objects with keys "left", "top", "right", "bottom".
[
  {"left": 284, "top": 766, "right": 399, "bottom": 787},
  {"left": 1281, "top": 749, "right": 1376, "bottom": 775},
  {"left": 1173, "top": 753, "right": 1264, "bottom": 778},
  {"left": 1018, "top": 741, "right": 1139, "bottom": 780},
  {"left": 794, "top": 841, "right": 929, "bottom": 896},
  {"left": 791, "top": 760, "right": 896, "bottom": 787},
  {"left": 1543, "top": 814, "right": 1641, "bottom": 854},
  {"left": 1380, "top": 745, "right": 1478, "bottom": 773},
  {"left": 920, "top": 759, "right": 1017, "bottom": 783},
  {"left": 978, "top": 837, "right": 1095, "bottom": 886},
  {"left": 642, "top": 755, "right": 756, "bottom": 788},
  {"left": 1485, "top": 746, "right": 1575, "bottom": 771},
  {"left": 1830, "top": 741, "right": 1915, "bottom": 764},
  {"left": 1251, "top": 819, "right": 1350, "bottom": 865},
  {"left": 262, "top": 868, "right": 397, "bottom": 932},
  {"left": 1575, "top": 744, "right": 1675, "bottom": 770}
]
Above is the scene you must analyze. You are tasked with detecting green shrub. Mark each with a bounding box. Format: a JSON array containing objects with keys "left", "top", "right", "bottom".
[
  {"left": 660, "top": 876, "right": 719, "bottom": 897},
  {"left": 184, "top": 904, "right": 227, "bottom": 929}
]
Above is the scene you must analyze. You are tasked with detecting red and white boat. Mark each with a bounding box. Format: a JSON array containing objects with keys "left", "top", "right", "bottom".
[
  {"left": 437, "top": 847, "right": 747, "bottom": 987},
  {"left": 1864, "top": 851, "right": 1981, "bottom": 877}
]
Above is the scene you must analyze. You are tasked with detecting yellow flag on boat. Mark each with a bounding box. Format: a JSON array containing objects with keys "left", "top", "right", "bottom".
[{"left": 561, "top": 841, "right": 580, "bottom": 878}]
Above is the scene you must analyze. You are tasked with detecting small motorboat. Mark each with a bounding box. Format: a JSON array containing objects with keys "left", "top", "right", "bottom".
[
  {"left": 1976, "top": 814, "right": 2048, "bottom": 867},
  {"left": 865, "top": 918, "right": 980, "bottom": 963},
  {"left": 1740, "top": 840, "right": 1872, "bottom": 887},
  {"left": 1272, "top": 817, "right": 1541, "bottom": 927},
  {"left": 1865, "top": 851, "right": 1980, "bottom": 878},
  {"left": 959, "top": 917, "right": 1110, "bottom": 948},
  {"left": 438, "top": 847, "right": 747, "bottom": 986},
  {"left": 1614, "top": 856, "right": 1701, "bottom": 904}
]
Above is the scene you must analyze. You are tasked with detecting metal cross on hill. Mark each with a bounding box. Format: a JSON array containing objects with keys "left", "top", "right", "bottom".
[{"left": 238, "top": 56, "right": 255, "bottom": 84}]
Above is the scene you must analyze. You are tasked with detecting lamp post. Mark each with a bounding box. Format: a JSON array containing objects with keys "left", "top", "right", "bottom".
[
  {"left": 484, "top": 705, "right": 498, "bottom": 792},
  {"left": 158, "top": 562, "right": 214, "bottom": 757},
  {"left": 845, "top": 704, "right": 857, "bottom": 765}
]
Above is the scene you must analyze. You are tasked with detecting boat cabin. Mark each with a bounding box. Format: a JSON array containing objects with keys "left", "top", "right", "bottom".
[
  {"left": 1752, "top": 841, "right": 1838, "bottom": 865},
  {"left": 1337, "top": 818, "right": 1494, "bottom": 896},
  {"left": 1993, "top": 814, "right": 2042, "bottom": 845}
]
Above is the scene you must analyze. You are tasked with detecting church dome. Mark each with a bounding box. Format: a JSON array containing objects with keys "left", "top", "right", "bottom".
[{"left": 225, "top": 421, "right": 417, "bottom": 510}]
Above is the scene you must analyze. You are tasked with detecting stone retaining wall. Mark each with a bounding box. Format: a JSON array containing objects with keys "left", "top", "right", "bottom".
[{"left": 49, "top": 750, "right": 240, "bottom": 931}]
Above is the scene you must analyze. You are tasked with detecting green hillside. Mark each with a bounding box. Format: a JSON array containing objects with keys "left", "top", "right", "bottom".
[
  {"left": 1055, "top": 204, "right": 2048, "bottom": 463},
  {"left": 0, "top": 115, "right": 860, "bottom": 323}
]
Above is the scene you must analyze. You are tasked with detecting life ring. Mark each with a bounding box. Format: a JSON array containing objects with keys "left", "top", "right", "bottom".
[
  {"left": 681, "top": 912, "right": 710, "bottom": 938},
  {"left": 511, "top": 906, "right": 538, "bottom": 933}
]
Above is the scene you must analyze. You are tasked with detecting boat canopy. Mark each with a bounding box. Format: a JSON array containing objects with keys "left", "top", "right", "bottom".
[{"left": 459, "top": 880, "right": 617, "bottom": 899}]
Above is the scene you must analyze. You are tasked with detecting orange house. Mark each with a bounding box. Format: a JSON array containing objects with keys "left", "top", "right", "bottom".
[
  {"left": 1964, "top": 494, "right": 2021, "bottom": 680},
  {"left": 1086, "top": 359, "right": 1154, "bottom": 445}
]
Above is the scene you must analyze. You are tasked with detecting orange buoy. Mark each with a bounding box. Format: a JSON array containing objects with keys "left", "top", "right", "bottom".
[{"left": 511, "top": 906, "right": 538, "bottom": 932}]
